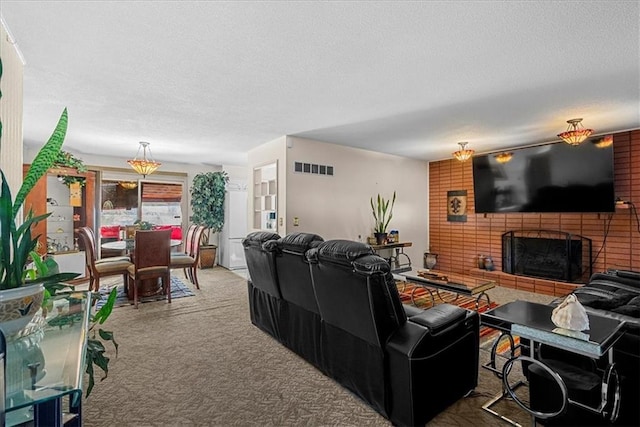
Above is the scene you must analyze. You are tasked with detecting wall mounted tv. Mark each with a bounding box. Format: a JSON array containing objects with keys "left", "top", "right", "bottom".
[{"left": 472, "top": 137, "right": 615, "bottom": 213}]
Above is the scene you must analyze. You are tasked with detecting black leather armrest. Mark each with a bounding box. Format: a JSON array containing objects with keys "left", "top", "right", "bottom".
[
  {"left": 409, "top": 304, "right": 467, "bottom": 335},
  {"left": 404, "top": 304, "right": 424, "bottom": 318}
]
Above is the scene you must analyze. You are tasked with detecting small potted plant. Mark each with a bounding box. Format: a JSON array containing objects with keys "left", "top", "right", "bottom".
[
  {"left": 370, "top": 191, "right": 396, "bottom": 245},
  {"left": 190, "top": 171, "right": 229, "bottom": 268}
]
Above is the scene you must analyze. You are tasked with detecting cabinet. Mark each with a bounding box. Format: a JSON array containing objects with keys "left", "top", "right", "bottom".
[
  {"left": 23, "top": 165, "right": 95, "bottom": 281},
  {"left": 252, "top": 163, "right": 277, "bottom": 231}
]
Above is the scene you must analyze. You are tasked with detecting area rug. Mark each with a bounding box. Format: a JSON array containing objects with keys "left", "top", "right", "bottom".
[{"left": 94, "top": 275, "right": 195, "bottom": 309}]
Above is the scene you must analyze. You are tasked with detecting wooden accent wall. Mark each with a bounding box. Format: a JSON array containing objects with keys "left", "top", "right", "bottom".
[{"left": 429, "top": 130, "right": 640, "bottom": 296}]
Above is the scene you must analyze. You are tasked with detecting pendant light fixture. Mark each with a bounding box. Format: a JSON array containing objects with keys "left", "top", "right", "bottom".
[
  {"left": 127, "top": 141, "right": 161, "bottom": 177},
  {"left": 452, "top": 142, "right": 474, "bottom": 162},
  {"left": 557, "top": 118, "right": 594, "bottom": 146}
]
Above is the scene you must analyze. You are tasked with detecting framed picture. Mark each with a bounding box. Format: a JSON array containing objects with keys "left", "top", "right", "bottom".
[{"left": 447, "top": 190, "right": 467, "bottom": 222}]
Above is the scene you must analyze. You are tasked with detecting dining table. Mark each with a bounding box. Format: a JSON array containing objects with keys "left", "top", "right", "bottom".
[
  {"left": 101, "top": 239, "right": 183, "bottom": 252},
  {"left": 100, "top": 239, "right": 183, "bottom": 298}
]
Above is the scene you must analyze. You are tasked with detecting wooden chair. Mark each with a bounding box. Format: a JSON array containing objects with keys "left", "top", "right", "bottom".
[
  {"left": 170, "top": 225, "right": 205, "bottom": 289},
  {"left": 77, "top": 226, "right": 133, "bottom": 292},
  {"left": 127, "top": 229, "right": 171, "bottom": 308},
  {"left": 179, "top": 224, "right": 198, "bottom": 256}
]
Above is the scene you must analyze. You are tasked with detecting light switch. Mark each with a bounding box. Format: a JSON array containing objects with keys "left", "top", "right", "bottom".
[
  {"left": 293, "top": 217, "right": 299, "bottom": 226},
  {"left": 279, "top": 217, "right": 283, "bottom": 226}
]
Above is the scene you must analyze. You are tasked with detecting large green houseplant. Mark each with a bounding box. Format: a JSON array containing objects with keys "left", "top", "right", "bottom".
[
  {"left": 0, "top": 58, "right": 116, "bottom": 397},
  {"left": 370, "top": 191, "right": 396, "bottom": 245},
  {"left": 190, "top": 171, "right": 229, "bottom": 268}
]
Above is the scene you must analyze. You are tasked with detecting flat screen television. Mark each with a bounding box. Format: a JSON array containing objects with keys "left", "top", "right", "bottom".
[{"left": 472, "top": 137, "right": 615, "bottom": 213}]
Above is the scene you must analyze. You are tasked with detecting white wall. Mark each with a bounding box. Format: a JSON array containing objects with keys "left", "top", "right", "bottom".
[
  {"left": 285, "top": 136, "right": 429, "bottom": 264},
  {"left": 0, "top": 19, "right": 24, "bottom": 196},
  {"left": 247, "top": 136, "right": 287, "bottom": 234},
  {"left": 223, "top": 164, "right": 248, "bottom": 188}
]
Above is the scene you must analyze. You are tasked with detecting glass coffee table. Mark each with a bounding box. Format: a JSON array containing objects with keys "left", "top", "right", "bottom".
[
  {"left": 399, "top": 269, "right": 495, "bottom": 309},
  {"left": 481, "top": 300, "right": 624, "bottom": 426}
]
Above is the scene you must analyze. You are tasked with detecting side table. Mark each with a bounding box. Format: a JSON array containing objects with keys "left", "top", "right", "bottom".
[
  {"left": 370, "top": 242, "right": 412, "bottom": 273},
  {"left": 481, "top": 300, "right": 624, "bottom": 426}
]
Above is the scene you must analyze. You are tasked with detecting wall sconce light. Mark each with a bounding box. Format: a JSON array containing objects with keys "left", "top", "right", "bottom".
[
  {"left": 557, "top": 118, "right": 594, "bottom": 146},
  {"left": 127, "top": 141, "right": 161, "bottom": 177},
  {"left": 594, "top": 134, "right": 613, "bottom": 148},
  {"left": 452, "top": 142, "right": 475, "bottom": 162},
  {"left": 494, "top": 152, "right": 513, "bottom": 164}
]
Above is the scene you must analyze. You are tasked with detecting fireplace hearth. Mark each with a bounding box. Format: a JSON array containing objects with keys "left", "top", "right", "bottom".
[{"left": 502, "top": 230, "right": 592, "bottom": 283}]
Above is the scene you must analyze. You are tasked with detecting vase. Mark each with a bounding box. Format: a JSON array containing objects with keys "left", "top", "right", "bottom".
[
  {"left": 483, "top": 256, "right": 495, "bottom": 271},
  {"left": 424, "top": 252, "right": 438, "bottom": 270},
  {"left": 374, "top": 233, "right": 388, "bottom": 245},
  {"left": 0, "top": 283, "right": 45, "bottom": 338}
]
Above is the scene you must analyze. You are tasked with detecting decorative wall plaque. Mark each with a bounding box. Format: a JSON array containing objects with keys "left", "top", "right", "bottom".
[
  {"left": 447, "top": 190, "right": 467, "bottom": 222},
  {"left": 69, "top": 182, "right": 82, "bottom": 207}
]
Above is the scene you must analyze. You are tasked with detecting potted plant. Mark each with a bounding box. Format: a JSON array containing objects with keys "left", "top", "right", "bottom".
[
  {"left": 190, "top": 171, "right": 229, "bottom": 268},
  {"left": 370, "top": 191, "right": 396, "bottom": 245},
  {"left": 52, "top": 150, "right": 87, "bottom": 187},
  {"left": 0, "top": 107, "right": 74, "bottom": 335},
  {"left": 0, "top": 58, "right": 117, "bottom": 397}
]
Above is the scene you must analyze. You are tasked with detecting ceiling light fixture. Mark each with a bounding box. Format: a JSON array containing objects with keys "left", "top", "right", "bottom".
[
  {"left": 119, "top": 181, "right": 138, "bottom": 190},
  {"left": 127, "top": 141, "right": 161, "bottom": 177},
  {"left": 452, "top": 142, "right": 474, "bottom": 162},
  {"left": 557, "top": 118, "right": 594, "bottom": 146},
  {"left": 594, "top": 134, "right": 613, "bottom": 148},
  {"left": 494, "top": 152, "right": 513, "bottom": 164}
]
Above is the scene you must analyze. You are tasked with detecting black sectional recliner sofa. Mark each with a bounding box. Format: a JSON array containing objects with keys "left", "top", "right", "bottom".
[{"left": 243, "top": 231, "right": 480, "bottom": 426}]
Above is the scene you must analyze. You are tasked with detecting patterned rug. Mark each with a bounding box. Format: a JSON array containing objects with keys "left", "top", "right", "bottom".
[{"left": 95, "top": 275, "right": 195, "bottom": 309}]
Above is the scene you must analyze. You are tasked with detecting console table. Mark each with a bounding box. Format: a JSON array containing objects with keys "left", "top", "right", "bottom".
[
  {"left": 5, "top": 292, "right": 91, "bottom": 427},
  {"left": 369, "top": 241, "right": 412, "bottom": 273}
]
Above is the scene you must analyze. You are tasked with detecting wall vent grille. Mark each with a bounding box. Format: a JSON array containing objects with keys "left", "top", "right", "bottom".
[{"left": 294, "top": 162, "right": 334, "bottom": 176}]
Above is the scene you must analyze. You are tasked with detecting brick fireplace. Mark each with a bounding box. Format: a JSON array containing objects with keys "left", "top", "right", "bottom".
[{"left": 428, "top": 129, "right": 640, "bottom": 296}]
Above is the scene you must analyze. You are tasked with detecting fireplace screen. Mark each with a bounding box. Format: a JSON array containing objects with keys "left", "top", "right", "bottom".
[{"left": 502, "top": 230, "right": 592, "bottom": 283}]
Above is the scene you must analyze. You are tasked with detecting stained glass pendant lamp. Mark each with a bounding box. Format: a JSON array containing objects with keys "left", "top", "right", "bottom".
[
  {"left": 452, "top": 142, "right": 475, "bottom": 162},
  {"left": 127, "top": 141, "right": 161, "bottom": 178},
  {"left": 557, "top": 118, "right": 593, "bottom": 146}
]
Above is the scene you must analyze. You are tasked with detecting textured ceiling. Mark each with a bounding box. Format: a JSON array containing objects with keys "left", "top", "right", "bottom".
[{"left": 1, "top": 1, "right": 638, "bottom": 166}]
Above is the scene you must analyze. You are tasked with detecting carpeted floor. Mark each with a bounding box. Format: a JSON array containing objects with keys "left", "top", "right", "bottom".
[{"left": 82, "top": 267, "right": 556, "bottom": 426}]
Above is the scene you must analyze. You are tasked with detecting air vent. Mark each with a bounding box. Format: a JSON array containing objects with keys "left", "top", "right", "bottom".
[{"left": 294, "top": 162, "right": 334, "bottom": 176}]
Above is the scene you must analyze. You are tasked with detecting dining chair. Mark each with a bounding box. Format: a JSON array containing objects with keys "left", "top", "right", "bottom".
[
  {"left": 77, "top": 226, "right": 133, "bottom": 292},
  {"left": 127, "top": 229, "right": 171, "bottom": 308},
  {"left": 170, "top": 225, "right": 205, "bottom": 289}
]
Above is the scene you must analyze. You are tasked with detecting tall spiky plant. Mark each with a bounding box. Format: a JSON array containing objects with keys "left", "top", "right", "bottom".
[
  {"left": 0, "top": 58, "right": 119, "bottom": 397},
  {"left": 0, "top": 55, "right": 72, "bottom": 290},
  {"left": 370, "top": 191, "right": 396, "bottom": 234}
]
